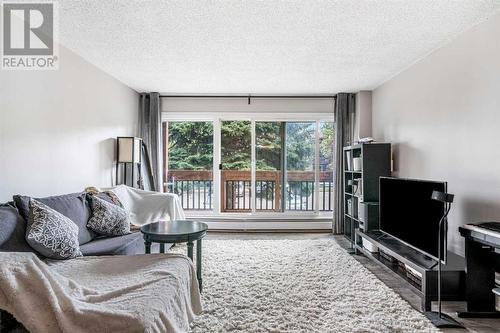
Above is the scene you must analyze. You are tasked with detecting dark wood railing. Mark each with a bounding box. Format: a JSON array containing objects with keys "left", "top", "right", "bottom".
[{"left": 165, "top": 170, "right": 333, "bottom": 212}]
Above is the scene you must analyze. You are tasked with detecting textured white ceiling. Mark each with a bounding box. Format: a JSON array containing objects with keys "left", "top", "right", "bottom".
[{"left": 59, "top": 0, "right": 500, "bottom": 93}]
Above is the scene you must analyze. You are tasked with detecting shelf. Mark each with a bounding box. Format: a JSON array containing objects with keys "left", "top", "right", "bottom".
[
  {"left": 355, "top": 244, "right": 424, "bottom": 296},
  {"left": 344, "top": 213, "right": 359, "bottom": 222},
  {"left": 359, "top": 201, "right": 379, "bottom": 205},
  {"left": 345, "top": 193, "right": 363, "bottom": 201},
  {"left": 343, "top": 142, "right": 391, "bottom": 243},
  {"left": 343, "top": 145, "right": 362, "bottom": 151},
  {"left": 343, "top": 142, "right": 392, "bottom": 151},
  {"left": 355, "top": 229, "right": 466, "bottom": 311},
  {"left": 358, "top": 230, "right": 436, "bottom": 270}
]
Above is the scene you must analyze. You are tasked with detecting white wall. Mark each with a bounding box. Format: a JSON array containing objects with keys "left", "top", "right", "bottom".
[
  {"left": 354, "top": 91, "right": 372, "bottom": 141},
  {"left": 162, "top": 97, "right": 335, "bottom": 113},
  {"left": 372, "top": 13, "right": 500, "bottom": 255},
  {"left": 0, "top": 45, "right": 138, "bottom": 202}
]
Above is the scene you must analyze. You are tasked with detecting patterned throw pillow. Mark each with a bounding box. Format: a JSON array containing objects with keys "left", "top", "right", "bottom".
[
  {"left": 26, "top": 199, "right": 82, "bottom": 259},
  {"left": 87, "top": 195, "right": 131, "bottom": 236}
]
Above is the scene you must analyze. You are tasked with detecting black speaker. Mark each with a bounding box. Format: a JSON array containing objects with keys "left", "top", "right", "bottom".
[{"left": 358, "top": 202, "right": 379, "bottom": 231}]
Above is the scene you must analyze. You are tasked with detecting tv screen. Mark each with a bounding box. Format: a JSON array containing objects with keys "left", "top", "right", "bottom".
[{"left": 379, "top": 177, "right": 446, "bottom": 261}]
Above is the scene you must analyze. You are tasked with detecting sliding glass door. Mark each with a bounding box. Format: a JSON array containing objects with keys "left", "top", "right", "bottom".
[
  {"left": 285, "top": 122, "right": 316, "bottom": 211},
  {"left": 319, "top": 121, "right": 335, "bottom": 211},
  {"left": 162, "top": 116, "right": 334, "bottom": 216},
  {"left": 163, "top": 121, "right": 214, "bottom": 210},
  {"left": 255, "top": 122, "right": 283, "bottom": 212},
  {"left": 221, "top": 120, "right": 251, "bottom": 212}
]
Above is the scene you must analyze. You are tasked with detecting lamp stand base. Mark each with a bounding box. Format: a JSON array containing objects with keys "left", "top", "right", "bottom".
[{"left": 424, "top": 311, "right": 465, "bottom": 329}]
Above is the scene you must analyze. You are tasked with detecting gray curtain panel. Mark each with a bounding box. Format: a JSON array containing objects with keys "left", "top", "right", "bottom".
[
  {"left": 139, "top": 92, "right": 162, "bottom": 191},
  {"left": 333, "top": 93, "right": 356, "bottom": 234}
]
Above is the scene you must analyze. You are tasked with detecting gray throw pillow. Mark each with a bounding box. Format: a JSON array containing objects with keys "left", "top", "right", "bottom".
[
  {"left": 14, "top": 192, "right": 95, "bottom": 245},
  {"left": 26, "top": 199, "right": 82, "bottom": 259},
  {"left": 87, "top": 196, "right": 131, "bottom": 236}
]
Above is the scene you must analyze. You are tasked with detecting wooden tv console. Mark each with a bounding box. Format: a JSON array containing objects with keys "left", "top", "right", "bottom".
[{"left": 355, "top": 229, "right": 465, "bottom": 311}]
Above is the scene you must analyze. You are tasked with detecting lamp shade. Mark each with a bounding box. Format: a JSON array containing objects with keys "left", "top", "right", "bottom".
[{"left": 117, "top": 137, "right": 142, "bottom": 163}]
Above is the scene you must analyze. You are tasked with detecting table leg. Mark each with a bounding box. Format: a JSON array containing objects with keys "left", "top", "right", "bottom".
[
  {"left": 160, "top": 243, "right": 165, "bottom": 253},
  {"left": 145, "top": 241, "right": 151, "bottom": 254},
  {"left": 196, "top": 239, "right": 202, "bottom": 292},
  {"left": 187, "top": 241, "right": 194, "bottom": 260}
]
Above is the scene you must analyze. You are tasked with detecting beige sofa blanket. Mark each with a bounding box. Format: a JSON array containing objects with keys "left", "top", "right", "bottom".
[{"left": 0, "top": 252, "right": 202, "bottom": 333}]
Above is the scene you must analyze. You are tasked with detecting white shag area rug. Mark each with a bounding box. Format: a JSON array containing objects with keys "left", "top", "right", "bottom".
[{"left": 173, "top": 239, "right": 438, "bottom": 333}]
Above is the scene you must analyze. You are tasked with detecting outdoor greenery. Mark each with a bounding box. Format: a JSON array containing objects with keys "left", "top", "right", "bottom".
[
  {"left": 167, "top": 121, "right": 334, "bottom": 171},
  {"left": 166, "top": 120, "right": 334, "bottom": 206},
  {"left": 221, "top": 120, "right": 251, "bottom": 170},
  {"left": 320, "top": 122, "right": 335, "bottom": 170},
  {"left": 167, "top": 122, "right": 213, "bottom": 170},
  {"left": 255, "top": 122, "right": 281, "bottom": 170}
]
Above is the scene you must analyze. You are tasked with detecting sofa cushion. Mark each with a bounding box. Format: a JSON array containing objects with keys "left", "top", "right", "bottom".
[
  {"left": 0, "top": 203, "right": 32, "bottom": 252},
  {"left": 14, "top": 192, "right": 94, "bottom": 245},
  {"left": 26, "top": 200, "right": 82, "bottom": 259},
  {"left": 80, "top": 231, "right": 143, "bottom": 256},
  {"left": 87, "top": 196, "right": 131, "bottom": 236}
]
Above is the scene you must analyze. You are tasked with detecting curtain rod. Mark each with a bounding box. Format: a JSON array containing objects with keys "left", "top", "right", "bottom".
[{"left": 159, "top": 94, "right": 337, "bottom": 99}]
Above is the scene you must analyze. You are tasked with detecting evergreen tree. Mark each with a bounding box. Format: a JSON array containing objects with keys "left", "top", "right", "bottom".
[
  {"left": 167, "top": 122, "right": 213, "bottom": 170},
  {"left": 167, "top": 121, "right": 333, "bottom": 171}
]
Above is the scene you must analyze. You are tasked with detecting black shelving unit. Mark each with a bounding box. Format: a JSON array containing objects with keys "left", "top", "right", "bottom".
[{"left": 343, "top": 143, "right": 391, "bottom": 244}]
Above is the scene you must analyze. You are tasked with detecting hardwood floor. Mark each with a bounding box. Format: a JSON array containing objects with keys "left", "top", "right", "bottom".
[{"left": 206, "top": 231, "right": 500, "bottom": 333}]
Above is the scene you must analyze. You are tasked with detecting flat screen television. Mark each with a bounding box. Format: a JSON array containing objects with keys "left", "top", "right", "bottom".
[{"left": 379, "top": 177, "right": 447, "bottom": 261}]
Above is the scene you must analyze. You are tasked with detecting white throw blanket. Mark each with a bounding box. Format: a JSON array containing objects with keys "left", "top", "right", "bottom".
[
  {"left": 0, "top": 252, "right": 202, "bottom": 333},
  {"left": 109, "top": 185, "right": 186, "bottom": 226}
]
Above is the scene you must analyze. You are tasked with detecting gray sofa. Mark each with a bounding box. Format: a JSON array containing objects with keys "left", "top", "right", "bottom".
[
  {"left": 0, "top": 192, "right": 144, "bottom": 257},
  {"left": 0, "top": 192, "right": 147, "bottom": 331}
]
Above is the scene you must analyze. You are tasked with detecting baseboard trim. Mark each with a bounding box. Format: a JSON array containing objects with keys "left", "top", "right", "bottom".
[
  {"left": 201, "top": 220, "right": 332, "bottom": 230},
  {"left": 207, "top": 229, "right": 331, "bottom": 233}
]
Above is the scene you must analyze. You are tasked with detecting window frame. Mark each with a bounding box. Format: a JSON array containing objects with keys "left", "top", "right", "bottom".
[{"left": 162, "top": 112, "right": 335, "bottom": 220}]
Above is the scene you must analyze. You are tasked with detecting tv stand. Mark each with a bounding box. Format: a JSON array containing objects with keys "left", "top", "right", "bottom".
[{"left": 355, "top": 229, "right": 465, "bottom": 311}]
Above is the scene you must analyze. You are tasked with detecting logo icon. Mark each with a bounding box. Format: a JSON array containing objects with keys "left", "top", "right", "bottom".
[{"left": 2, "top": 1, "right": 58, "bottom": 70}]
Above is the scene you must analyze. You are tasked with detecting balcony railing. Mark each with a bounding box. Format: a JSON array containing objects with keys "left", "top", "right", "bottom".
[
  {"left": 166, "top": 170, "right": 333, "bottom": 212},
  {"left": 166, "top": 170, "right": 213, "bottom": 211}
]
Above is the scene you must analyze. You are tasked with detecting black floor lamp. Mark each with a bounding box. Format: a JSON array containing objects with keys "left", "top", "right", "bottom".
[{"left": 424, "top": 190, "right": 464, "bottom": 329}]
